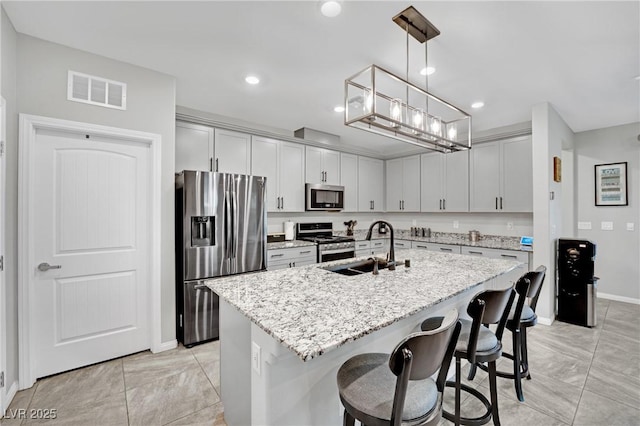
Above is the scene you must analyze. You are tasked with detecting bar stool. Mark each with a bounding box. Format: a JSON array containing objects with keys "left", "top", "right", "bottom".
[
  {"left": 469, "top": 266, "right": 547, "bottom": 402},
  {"left": 432, "top": 287, "right": 515, "bottom": 426},
  {"left": 337, "top": 309, "right": 461, "bottom": 426}
]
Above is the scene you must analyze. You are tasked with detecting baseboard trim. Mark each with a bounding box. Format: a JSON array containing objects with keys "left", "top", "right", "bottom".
[
  {"left": 537, "top": 316, "right": 553, "bottom": 326},
  {"left": 152, "top": 339, "right": 178, "bottom": 354},
  {"left": 598, "top": 293, "right": 640, "bottom": 305},
  {"left": 2, "top": 380, "right": 19, "bottom": 415}
]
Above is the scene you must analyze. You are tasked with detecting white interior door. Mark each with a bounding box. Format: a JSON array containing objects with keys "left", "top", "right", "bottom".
[
  {"left": 0, "top": 98, "right": 6, "bottom": 413},
  {"left": 30, "top": 127, "right": 151, "bottom": 379}
]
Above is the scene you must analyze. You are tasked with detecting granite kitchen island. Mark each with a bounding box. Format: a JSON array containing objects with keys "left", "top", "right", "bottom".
[{"left": 206, "top": 249, "right": 521, "bottom": 426}]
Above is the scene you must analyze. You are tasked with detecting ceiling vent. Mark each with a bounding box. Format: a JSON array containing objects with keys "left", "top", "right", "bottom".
[{"left": 67, "top": 70, "right": 127, "bottom": 110}]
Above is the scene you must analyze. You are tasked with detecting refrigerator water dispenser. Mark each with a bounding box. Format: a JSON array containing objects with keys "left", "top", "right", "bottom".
[{"left": 191, "top": 216, "right": 215, "bottom": 247}]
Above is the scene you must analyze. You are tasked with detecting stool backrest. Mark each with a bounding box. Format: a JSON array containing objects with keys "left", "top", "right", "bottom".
[
  {"left": 389, "top": 309, "right": 460, "bottom": 380},
  {"left": 466, "top": 287, "right": 515, "bottom": 358},
  {"left": 388, "top": 309, "right": 461, "bottom": 426},
  {"left": 525, "top": 265, "right": 547, "bottom": 312},
  {"left": 511, "top": 276, "right": 532, "bottom": 327}
]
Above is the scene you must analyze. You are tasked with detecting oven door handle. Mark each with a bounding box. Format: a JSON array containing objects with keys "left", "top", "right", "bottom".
[{"left": 320, "top": 248, "right": 356, "bottom": 256}]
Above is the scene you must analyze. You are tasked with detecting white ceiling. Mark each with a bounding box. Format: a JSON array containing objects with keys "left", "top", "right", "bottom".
[{"left": 4, "top": 1, "right": 639, "bottom": 157}]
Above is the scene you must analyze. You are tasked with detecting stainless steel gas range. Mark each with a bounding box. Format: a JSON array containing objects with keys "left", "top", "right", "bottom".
[{"left": 296, "top": 222, "right": 355, "bottom": 263}]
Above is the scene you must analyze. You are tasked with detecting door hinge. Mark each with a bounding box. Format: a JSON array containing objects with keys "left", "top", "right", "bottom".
[
  {"left": 0, "top": 371, "right": 4, "bottom": 388},
  {"left": 0, "top": 140, "right": 4, "bottom": 157},
  {"left": 0, "top": 255, "right": 3, "bottom": 272}
]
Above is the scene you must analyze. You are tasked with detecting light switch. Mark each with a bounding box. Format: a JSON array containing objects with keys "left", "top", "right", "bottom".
[
  {"left": 507, "top": 222, "right": 514, "bottom": 230},
  {"left": 601, "top": 221, "right": 614, "bottom": 231},
  {"left": 577, "top": 222, "right": 592, "bottom": 230},
  {"left": 627, "top": 223, "right": 635, "bottom": 231}
]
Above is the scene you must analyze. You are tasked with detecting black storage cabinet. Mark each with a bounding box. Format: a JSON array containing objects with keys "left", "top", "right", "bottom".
[{"left": 557, "top": 238, "right": 598, "bottom": 327}]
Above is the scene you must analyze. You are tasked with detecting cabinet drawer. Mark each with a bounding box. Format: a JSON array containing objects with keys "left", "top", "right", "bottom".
[
  {"left": 429, "top": 244, "right": 461, "bottom": 254},
  {"left": 461, "top": 247, "right": 529, "bottom": 266},
  {"left": 393, "top": 240, "right": 411, "bottom": 249},
  {"left": 411, "top": 241, "right": 430, "bottom": 250},
  {"left": 355, "top": 241, "right": 371, "bottom": 250},
  {"left": 267, "top": 246, "right": 316, "bottom": 269}
]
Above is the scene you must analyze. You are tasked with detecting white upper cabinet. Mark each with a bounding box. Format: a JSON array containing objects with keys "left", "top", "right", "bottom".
[
  {"left": 214, "top": 128, "right": 251, "bottom": 175},
  {"left": 501, "top": 137, "right": 533, "bottom": 212},
  {"left": 175, "top": 121, "right": 214, "bottom": 172},
  {"left": 305, "top": 146, "right": 341, "bottom": 185},
  {"left": 386, "top": 155, "right": 420, "bottom": 212},
  {"left": 421, "top": 150, "right": 469, "bottom": 212},
  {"left": 470, "top": 137, "right": 532, "bottom": 212},
  {"left": 358, "top": 156, "right": 384, "bottom": 212},
  {"left": 340, "top": 153, "right": 359, "bottom": 212},
  {"left": 251, "top": 137, "right": 305, "bottom": 212}
]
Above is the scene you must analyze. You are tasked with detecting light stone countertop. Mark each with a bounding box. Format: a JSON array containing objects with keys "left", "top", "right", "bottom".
[
  {"left": 267, "top": 240, "right": 316, "bottom": 250},
  {"left": 341, "top": 230, "right": 532, "bottom": 252},
  {"left": 206, "top": 249, "right": 521, "bottom": 362}
]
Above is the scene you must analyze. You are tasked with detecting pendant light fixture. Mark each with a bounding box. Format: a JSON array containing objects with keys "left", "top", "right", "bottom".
[{"left": 344, "top": 6, "right": 471, "bottom": 153}]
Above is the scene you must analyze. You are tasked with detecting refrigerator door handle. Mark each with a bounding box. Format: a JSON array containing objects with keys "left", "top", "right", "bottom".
[
  {"left": 231, "top": 188, "right": 238, "bottom": 259},
  {"left": 224, "top": 190, "right": 232, "bottom": 260}
]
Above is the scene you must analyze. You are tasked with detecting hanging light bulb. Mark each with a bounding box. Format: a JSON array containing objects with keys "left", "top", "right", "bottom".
[
  {"left": 363, "top": 87, "right": 373, "bottom": 114},
  {"left": 430, "top": 116, "right": 442, "bottom": 136},
  {"left": 447, "top": 123, "right": 457, "bottom": 141},
  {"left": 390, "top": 98, "right": 402, "bottom": 128},
  {"left": 412, "top": 109, "right": 424, "bottom": 134}
]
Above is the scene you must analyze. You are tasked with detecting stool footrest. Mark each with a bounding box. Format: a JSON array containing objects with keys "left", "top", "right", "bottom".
[
  {"left": 443, "top": 381, "right": 493, "bottom": 426},
  {"left": 474, "top": 358, "right": 530, "bottom": 380}
]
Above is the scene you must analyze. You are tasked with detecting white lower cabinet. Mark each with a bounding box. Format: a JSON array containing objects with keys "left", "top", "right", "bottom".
[
  {"left": 461, "top": 246, "right": 531, "bottom": 288},
  {"left": 411, "top": 241, "right": 461, "bottom": 254},
  {"left": 267, "top": 247, "right": 316, "bottom": 270},
  {"left": 356, "top": 239, "right": 389, "bottom": 257},
  {"left": 393, "top": 240, "right": 412, "bottom": 250}
]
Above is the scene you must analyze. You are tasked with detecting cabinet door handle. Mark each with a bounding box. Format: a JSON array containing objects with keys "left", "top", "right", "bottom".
[
  {"left": 501, "top": 254, "right": 518, "bottom": 259},
  {"left": 443, "top": 199, "right": 446, "bottom": 210},
  {"left": 439, "top": 199, "right": 442, "bottom": 210},
  {"left": 495, "top": 197, "right": 498, "bottom": 210},
  {"left": 500, "top": 197, "right": 503, "bottom": 210},
  {"left": 439, "top": 247, "right": 453, "bottom": 252},
  {"left": 468, "top": 251, "right": 483, "bottom": 255},
  {"left": 372, "top": 200, "right": 375, "bottom": 210},
  {"left": 215, "top": 158, "right": 219, "bottom": 172},
  {"left": 288, "top": 262, "right": 292, "bottom": 267},
  {"left": 209, "top": 157, "right": 213, "bottom": 172},
  {"left": 416, "top": 245, "right": 428, "bottom": 248},
  {"left": 299, "top": 250, "right": 312, "bottom": 254},
  {"left": 271, "top": 253, "right": 284, "bottom": 258},
  {"left": 281, "top": 197, "right": 284, "bottom": 209}
]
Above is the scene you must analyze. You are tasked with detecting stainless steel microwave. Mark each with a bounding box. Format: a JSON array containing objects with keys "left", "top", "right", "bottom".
[{"left": 305, "top": 183, "right": 344, "bottom": 211}]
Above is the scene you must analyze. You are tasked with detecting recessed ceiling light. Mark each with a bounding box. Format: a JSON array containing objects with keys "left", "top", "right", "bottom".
[
  {"left": 420, "top": 67, "right": 436, "bottom": 76},
  {"left": 320, "top": 1, "right": 342, "bottom": 18},
  {"left": 245, "top": 75, "right": 260, "bottom": 85},
  {"left": 334, "top": 106, "right": 345, "bottom": 113},
  {"left": 471, "top": 101, "right": 485, "bottom": 109}
]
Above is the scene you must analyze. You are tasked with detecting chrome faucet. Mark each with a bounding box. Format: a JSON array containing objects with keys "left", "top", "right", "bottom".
[{"left": 365, "top": 220, "right": 396, "bottom": 271}]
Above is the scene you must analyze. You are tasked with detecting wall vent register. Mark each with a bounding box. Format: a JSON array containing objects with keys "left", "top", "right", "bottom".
[{"left": 67, "top": 70, "right": 127, "bottom": 110}]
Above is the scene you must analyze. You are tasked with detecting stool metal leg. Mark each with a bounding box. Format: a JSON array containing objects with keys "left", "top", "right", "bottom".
[
  {"left": 455, "top": 357, "right": 462, "bottom": 426},
  {"left": 513, "top": 329, "right": 524, "bottom": 402},
  {"left": 488, "top": 361, "right": 501, "bottom": 426},
  {"left": 343, "top": 410, "right": 355, "bottom": 426},
  {"left": 467, "top": 362, "right": 478, "bottom": 381},
  {"left": 522, "top": 328, "right": 531, "bottom": 380}
]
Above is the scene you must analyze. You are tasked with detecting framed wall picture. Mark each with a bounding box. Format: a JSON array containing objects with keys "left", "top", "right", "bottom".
[{"left": 595, "top": 162, "right": 628, "bottom": 206}]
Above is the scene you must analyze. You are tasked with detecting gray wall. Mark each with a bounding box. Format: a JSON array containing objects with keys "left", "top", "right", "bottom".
[
  {"left": 574, "top": 122, "right": 640, "bottom": 301},
  {"left": 14, "top": 33, "right": 177, "bottom": 352},
  {"left": 2, "top": 6, "right": 19, "bottom": 392}
]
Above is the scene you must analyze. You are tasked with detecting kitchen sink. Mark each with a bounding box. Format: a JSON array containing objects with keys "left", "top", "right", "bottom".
[{"left": 322, "top": 258, "right": 388, "bottom": 276}]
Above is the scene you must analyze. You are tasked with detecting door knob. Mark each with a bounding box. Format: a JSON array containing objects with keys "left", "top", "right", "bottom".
[{"left": 37, "top": 262, "right": 61, "bottom": 272}]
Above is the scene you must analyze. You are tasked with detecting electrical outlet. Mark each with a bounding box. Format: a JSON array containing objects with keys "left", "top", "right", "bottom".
[
  {"left": 601, "top": 221, "right": 614, "bottom": 231},
  {"left": 453, "top": 221, "right": 459, "bottom": 229},
  {"left": 627, "top": 223, "right": 635, "bottom": 231},
  {"left": 252, "top": 342, "right": 261, "bottom": 375},
  {"left": 507, "top": 222, "right": 514, "bottom": 230},
  {"left": 577, "top": 222, "right": 592, "bottom": 230},
  {"left": 412, "top": 219, "right": 417, "bottom": 226}
]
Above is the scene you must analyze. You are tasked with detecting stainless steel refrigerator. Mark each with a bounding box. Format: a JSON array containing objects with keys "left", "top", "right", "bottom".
[{"left": 176, "top": 171, "right": 267, "bottom": 346}]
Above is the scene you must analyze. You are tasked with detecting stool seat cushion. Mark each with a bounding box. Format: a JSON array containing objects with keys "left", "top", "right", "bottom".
[
  {"left": 337, "top": 353, "right": 438, "bottom": 422},
  {"left": 456, "top": 319, "right": 498, "bottom": 353},
  {"left": 508, "top": 303, "right": 535, "bottom": 322}
]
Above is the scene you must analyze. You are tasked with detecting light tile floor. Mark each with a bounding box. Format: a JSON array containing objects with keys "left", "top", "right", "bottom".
[
  {"left": 3, "top": 298, "right": 639, "bottom": 425},
  {"left": 440, "top": 298, "right": 640, "bottom": 426}
]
